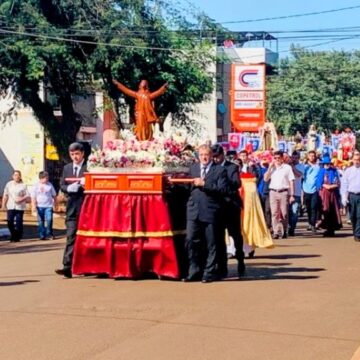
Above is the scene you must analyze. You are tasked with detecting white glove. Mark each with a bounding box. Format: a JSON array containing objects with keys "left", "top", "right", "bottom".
[
  {"left": 342, "top": 198, "right": 348, "bottom": 207},
  {"left": 80, "top": 177, "right": 86, "bottom": 186},
  {"left": 67, "top": 182, "right": 81, "bottom": 193}
]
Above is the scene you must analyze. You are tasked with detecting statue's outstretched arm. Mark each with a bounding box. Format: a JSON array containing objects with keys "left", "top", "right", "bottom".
[
  {"left": 112, "top": 79, "right": 137, "bottom": 98},
  {"left": 150, "top": 83, "right": 168, "bottom": 100}
]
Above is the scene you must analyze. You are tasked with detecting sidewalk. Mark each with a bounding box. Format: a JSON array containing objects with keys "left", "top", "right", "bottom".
[
  {"left": 0, "top": 213, "right": 359, "bottom": 360},
  {"left": 0, "top": 210, "right": 66, "bottom": 241}
]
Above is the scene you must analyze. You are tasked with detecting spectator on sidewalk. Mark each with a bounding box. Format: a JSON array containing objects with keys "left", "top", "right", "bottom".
[
  {"left": 1, "top": 170, "right": 30, "bottom": 242},
  {"left": 31, "top": 171, "right": 57, "bottom": 240}
]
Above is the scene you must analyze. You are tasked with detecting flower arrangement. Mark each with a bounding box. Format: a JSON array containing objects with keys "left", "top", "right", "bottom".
[{"left": 88, "top": 129, "right": 197, "bottom": 173}]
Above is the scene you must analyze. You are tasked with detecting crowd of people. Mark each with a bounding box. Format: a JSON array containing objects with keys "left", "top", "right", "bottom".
[
  {"left": 1, "top": 141, "right": 360, "bottom": 283},
  {"left": 182, "top": 144, "right": 360, "bottom": 283}
]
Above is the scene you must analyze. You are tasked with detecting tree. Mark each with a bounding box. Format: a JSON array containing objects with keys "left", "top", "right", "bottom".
[
  {"left": 0, "top": 0, "right": 215, "bottom": 159},
  {"left": 266, "top": 46, "right": 360, "bottom": 135}
]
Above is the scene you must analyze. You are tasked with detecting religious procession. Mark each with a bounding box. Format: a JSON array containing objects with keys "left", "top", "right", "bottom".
[
  {"left": 2, "top": 74, "right": 360, "bottom": 283},
  {"left": 2, "top": 2, "right": 360, "bottom": 359}
]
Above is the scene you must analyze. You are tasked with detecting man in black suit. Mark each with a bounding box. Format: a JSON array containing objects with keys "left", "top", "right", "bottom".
[
  {"left": 184, "top": 144, "right": 228, "bottom": 283},
  {"left": 212, "top": 144, "right": 245, "bottom": 278},
  {"left": 55, "top": 142, "right": 87, "bottom": 278}
]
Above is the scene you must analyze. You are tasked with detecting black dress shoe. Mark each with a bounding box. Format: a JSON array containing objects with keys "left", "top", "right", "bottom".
[
  {"left": 354, "top": 236, "right": 360, "bottom": 242},
  {"left": 282, "top": 232, "right": 288, "bottom": 239},
  {"left": 248, "top": 250, "right": 255, "bottom": 259},
  {"left": 55, "top": 268, "right": 72, "bottom": 278}
]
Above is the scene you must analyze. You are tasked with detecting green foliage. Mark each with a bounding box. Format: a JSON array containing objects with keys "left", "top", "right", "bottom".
[
  {"left": 0, "top": 0, "right": 215, "bottom": 158},
  {"left": 267, "top": 47, "right": 360, "bottom": 135}
]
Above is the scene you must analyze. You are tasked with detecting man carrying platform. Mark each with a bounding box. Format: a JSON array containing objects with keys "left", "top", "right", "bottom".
[
  {"left": 183, "top": 144, "right": 228, "bottom": 283},
  {"left": 211, "top": 144, "right": 245, "bottom": 278},
  {"left": 55, "top": 142, "right": 87, "bottom": 278}
]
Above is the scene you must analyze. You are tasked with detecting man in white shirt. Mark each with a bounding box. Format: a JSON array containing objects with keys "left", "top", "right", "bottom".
[
  {"left": 264, "top": 151, "right": 295, "bottom": 239},
  {"left": 341, "top": 153, "right": 360, "bottom": 241}
]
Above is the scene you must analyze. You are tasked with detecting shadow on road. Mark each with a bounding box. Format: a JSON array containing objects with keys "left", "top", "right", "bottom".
[
  {"left": 0, "top": 280, "right": 40, "bottom": 286},
  {"left": 228, "top": 263, "right": 325, "bottom": 281},
  {"left": 0, "top": 242, "right": 63, "bottom": 255},
  {"left": 252, "top": 254, "right": 321, "bottom": 260}
]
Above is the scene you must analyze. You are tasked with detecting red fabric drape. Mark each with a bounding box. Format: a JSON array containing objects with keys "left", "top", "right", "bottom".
[{"left": 72, "top": 194, "right": 179, "bottom": 278}]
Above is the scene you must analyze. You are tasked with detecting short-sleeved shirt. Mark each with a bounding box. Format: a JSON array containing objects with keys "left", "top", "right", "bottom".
[
  {"left": 294, "top": 163, "right": 305, "bottom": 197},
  {"left": 303, "top": 164, "right": 321, "bottom": 194},
  {"left": 3, "top": 181, "right": 30, "bottom": 211},
  {"left": 269, "top": 163, "right": 295, "bottom": 191},
  {"left": 31, "top": 182, "right": 57, "bottom": 208},
  {"left": 342, "top": 166, "right": 360, "bottom": 194}
]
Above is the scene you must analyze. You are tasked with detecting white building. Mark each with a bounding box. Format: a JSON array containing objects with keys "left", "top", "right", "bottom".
[{"left": 0, "top": 90, "right": 104, "bottom": 193}]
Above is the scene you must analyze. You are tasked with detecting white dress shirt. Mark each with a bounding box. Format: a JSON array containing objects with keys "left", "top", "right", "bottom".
[{"left": 269, "top": 163, "right": 295, "bottom": 191}]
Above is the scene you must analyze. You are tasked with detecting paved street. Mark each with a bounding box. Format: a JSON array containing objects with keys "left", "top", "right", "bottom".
[{"left": 0, "top": 212, "right": 360, "bottom": 360}]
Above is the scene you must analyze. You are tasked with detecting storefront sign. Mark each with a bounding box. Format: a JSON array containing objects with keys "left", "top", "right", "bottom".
[{"left": 230, "top": 64, "right": 265, "bottom": 132}]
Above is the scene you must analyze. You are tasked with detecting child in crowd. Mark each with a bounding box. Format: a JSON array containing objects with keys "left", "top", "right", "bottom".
[{"left": 31, "top": 171, "right": 57, "bottom": 240}]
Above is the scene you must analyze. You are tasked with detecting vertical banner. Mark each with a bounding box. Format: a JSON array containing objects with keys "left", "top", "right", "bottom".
[
  {"left": 331, "top": 134, "right": 340, "bottom": 150},
  {"left": 278, "top": 141, "right": 287, "bottom": 153},
  {"left": 322, "top": 145, "right": 333, "bottom": 158},
  {"left": 287, "top": 141, "right": 295, "bottom": 155},
  {"left": 230, "top": 64, "right": 266, "bottom": 132},
  {"left": 228, "top": 133, "right": 242, "bottom": 151},
  {"left": 246, "top": 136, "right": 260, "bottom": 152}
]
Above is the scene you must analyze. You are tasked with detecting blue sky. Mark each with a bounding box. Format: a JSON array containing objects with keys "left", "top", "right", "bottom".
[{"left": 185, "top": 0, "right": 360, "bottom": 56}]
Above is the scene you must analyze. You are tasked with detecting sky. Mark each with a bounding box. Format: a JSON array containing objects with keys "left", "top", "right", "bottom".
[{"left": 183, "top": 0, "right": 360, "bottom": 56}]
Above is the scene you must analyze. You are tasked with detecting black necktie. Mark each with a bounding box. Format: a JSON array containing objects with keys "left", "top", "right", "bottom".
[{"left": 73, "top": 167, "right": 78, "bottom": 177}]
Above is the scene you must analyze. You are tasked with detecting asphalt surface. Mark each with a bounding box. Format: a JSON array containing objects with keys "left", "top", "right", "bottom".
[{"left": 0, "top": 211, "right": 360, "bottom": 360}]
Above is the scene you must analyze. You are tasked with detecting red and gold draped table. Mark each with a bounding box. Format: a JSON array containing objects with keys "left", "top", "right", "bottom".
[{"left": 72, "top": 172, "right": 189, "bottom": 279}]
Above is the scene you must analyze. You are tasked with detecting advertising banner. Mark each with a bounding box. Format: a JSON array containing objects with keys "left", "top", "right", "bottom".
[{"left": 230, "top": 64, "right": 265, "bottom": 132}]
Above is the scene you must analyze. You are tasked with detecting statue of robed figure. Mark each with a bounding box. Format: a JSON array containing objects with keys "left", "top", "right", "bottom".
[{"left": 113, "top": 79, "right": 167, "bottom": 141}]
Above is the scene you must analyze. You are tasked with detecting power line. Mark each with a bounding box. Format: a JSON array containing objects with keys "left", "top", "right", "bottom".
[
  {"left": 0, "top": 28, "right": 209, "bottom": 53},
  {"left": 220, "top": 4, "right": 360, "bottom": 24},
  {"left": 1, "top": 25, "right": 360, "bottom": 60}
]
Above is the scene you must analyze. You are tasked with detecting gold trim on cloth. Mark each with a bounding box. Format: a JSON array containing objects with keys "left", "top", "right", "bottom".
[{"left": 76, "top": 229, "right": 186, "bottom": 238}]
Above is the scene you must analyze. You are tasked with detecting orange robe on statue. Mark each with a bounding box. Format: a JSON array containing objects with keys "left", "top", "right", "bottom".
[{"left": 113, "top": 79, "right": 167, "bottom": 141}]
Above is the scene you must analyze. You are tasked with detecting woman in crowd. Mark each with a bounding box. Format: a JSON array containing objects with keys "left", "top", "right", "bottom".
[
  {"left": 236, "top": 153, "right": 274, "bottom": 258},
  {"left": 1, "top": 170, "right": 30, "bottom": 242},
  {"left": 317, "top": 156, "right": 342, "bottom": 237}
]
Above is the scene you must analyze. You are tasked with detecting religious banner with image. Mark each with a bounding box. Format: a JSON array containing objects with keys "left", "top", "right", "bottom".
[
  {"left": 331, "top": 134, "right": 340, "bottom": 150},
  {"left": 278, "top": 141, "right": 287, "bottom": 153},
  {"left": 246, "top": 137, "right": 260, "bottom": 152}
]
